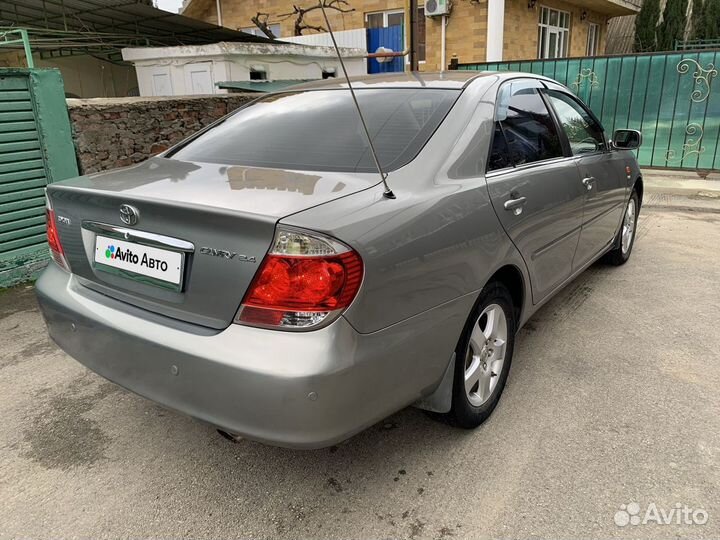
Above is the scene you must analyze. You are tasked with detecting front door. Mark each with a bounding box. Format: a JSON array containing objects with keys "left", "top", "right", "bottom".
[
  {"left": 485, "top": 80, "right": 585, "bottom": 303},
  {"left": 543, "top": 88, "right": 627, "bottom": 268}
]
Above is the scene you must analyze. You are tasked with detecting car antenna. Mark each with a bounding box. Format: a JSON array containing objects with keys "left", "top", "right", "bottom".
[{"left": 318, "top": 2, "right": 396, "bottom": 200}]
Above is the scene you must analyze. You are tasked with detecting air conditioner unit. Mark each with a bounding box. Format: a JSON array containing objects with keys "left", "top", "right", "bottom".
[{"left": 425, "top": 0, "right": 450, "bottom": 16}]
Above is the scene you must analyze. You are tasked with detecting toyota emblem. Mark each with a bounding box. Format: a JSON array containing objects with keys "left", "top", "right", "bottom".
[{"left": 119, "top": 204, "right": 139, "bottom": 226}]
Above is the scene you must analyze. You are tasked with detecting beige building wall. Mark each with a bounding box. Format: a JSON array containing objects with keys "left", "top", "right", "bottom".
[
  {"left": 422, "top": 3, "right": 488, "bottom": 71},
  {"left": 183, "top": 0, "right": 404, "bottom": 39},
  {"left": 503, "top": 0, "right": 608, "bottom": 60},
  {"left": 183, "top": 0, "right": 616, "bottom": 72},
  {"left": 183, "top": 0, "right": 487, "bottom": 71}
]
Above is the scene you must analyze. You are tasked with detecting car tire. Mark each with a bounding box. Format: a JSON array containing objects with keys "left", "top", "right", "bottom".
[
  {"left": 603, "top": 189, "right": 640, "bottom": 266},
  {"left": 447, "top": 281, "right": 516, "bottom": 429}
]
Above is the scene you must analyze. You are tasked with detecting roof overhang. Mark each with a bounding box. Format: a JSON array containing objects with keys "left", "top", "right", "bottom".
[
  {"left": 121, "top": 41, "right": 366, "bottom": 63},
  {"left": 0, "top": 0, "right": 274, "bottom": 60},
  {"left": 562, "top": 0, "right": 640, "bottom": 17}
]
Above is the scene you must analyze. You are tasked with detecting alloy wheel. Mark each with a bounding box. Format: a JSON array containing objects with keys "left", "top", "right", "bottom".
[
  {"left": 464, "top": 303, "right": 508, "bottom": 407},
  {"left": 621, "top": 197, "right": 637, "bottom": 255}
]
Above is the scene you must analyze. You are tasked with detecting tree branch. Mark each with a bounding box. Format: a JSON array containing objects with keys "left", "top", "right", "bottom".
[
  {"left": 250, "top": 12, "right": 277, "bottom": 39},
  {"left": 277, "top": 0, "right": 355, "bottom": 36}
]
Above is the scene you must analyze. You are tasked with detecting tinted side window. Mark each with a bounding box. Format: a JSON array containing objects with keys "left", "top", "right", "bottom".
[
  {"left": 545, "top": 90, "right": 605, "bottom": 155},
  {"left": 495, "top": 86, "right": 563, "bottom": 168},
  {"left": 488, "top": 122, "right": 513, "bottom": 171}
]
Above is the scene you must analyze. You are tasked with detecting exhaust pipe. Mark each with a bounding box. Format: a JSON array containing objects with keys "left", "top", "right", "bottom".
[{"left": 217, "top": 429, "right": 243, "bottom": 443}]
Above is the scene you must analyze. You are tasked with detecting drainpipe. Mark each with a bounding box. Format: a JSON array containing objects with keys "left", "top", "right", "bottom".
[
  {"left": 366, "top": 48, "right": 410, "bottom": 59},
  {"left": 440, "top": 14, "right": 446, "bottom": 71},
  {"left": 216, "top": 0, "right": 223, "bottom": 26},
  {"left": 409, "top": 0, "right": 418, "bottom": 70}
]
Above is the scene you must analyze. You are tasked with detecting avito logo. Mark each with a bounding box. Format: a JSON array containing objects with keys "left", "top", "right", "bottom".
[{"left": 109, "top": 246, "right": 140, "bottom": 264}]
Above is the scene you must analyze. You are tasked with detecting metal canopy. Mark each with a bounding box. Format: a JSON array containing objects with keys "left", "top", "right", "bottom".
[{"left": 0, "top": 0, "right": 272, "bottom": 58}]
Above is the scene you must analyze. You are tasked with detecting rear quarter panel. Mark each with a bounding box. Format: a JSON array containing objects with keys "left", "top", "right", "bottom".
[{"left": 283, "top": 76, "right": 529, "bottom": 336}]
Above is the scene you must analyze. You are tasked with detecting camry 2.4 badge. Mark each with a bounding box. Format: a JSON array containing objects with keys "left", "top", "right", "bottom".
[{"left": 199, "top": 247, "right": 256, "bottom": 263}]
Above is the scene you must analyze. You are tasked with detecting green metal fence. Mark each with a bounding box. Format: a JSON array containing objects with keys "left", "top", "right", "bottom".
[
  {"left": 676, "top": 39, "right": 720, "bottom": 51},
  {"left": 0, "top": 68, "right": 78, "bottom": 287},
  {"left": 458, "top": 50, "right": 720, "bottom": 171}
]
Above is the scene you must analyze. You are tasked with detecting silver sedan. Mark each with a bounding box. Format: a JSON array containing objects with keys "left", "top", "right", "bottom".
[{"left": 37, "top": 72, "right": 642, "bottom": 448}]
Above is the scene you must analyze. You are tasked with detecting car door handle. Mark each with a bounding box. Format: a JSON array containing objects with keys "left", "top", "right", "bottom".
[
  {"left": 504, "top": 196, "right": 527, "bottom": 213},
  {"left": 582, "top": 177, "right": 596, "bottom": 191}
]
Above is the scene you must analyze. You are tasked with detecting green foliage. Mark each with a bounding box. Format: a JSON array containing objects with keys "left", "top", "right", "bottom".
[
  {"left": 691, "top": 0, "right": 706, "bottom": 39},
  {"left": 657, "top": 0, "right": 689, "bottom": 51},
  {"left": 692, "top": 0, "right": 720, "bottom": 39},
  {"left": 634, "top": 0, "right": 661, "bottom": 51}
]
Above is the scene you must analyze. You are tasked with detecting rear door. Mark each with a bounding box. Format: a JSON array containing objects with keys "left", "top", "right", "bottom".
[
  {"left": 485, "top": 79, "right": 585, "bottom": 303},
  {"left": 543, "top": 87, "right": 627, "bottom": 268}
]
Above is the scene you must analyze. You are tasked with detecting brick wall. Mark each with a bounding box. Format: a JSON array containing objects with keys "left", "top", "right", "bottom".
[
  {"left": 183, "top": 0, "right": 404, "bottom": 40},
  {"left": 422, "top": 2, "right": 488, "bottom": 71},
  {"left": 503, "top": 0, "right": 608, "bottom": 60},
  {"left": 183, "top": 0, "right": 615, "bottom": 72},
  {"left": 183, "top": 0, "right": 486, "bottom": 71},
  {"left": 67, "top": 94, "right": 254, "bottom": 174}
]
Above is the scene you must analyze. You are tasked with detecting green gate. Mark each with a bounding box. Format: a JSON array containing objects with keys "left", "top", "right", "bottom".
[
  {"left": 0, "top": 69, "right": 78, "bottom": 287},
  {"left": 458, "top": 50, "right": 720, "bottom": 171}
]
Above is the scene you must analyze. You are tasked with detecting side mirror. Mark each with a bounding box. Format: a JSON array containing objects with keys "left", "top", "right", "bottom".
[{"left": 612, "top": 129, "right": 642, "bottom": 150}]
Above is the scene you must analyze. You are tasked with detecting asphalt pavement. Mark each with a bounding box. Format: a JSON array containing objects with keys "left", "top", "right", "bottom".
[{"left": 1, "top": 190, "right": 719, "bottom": 539}]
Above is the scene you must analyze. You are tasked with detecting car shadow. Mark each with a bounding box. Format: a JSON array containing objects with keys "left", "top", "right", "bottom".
[{"left": 14, "top": 260, "right": 621, "bottom": 536}]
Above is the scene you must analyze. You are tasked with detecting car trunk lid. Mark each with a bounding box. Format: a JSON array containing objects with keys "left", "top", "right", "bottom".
[{"left": 48, "top": 157, "right": 376, "bottom": 329}]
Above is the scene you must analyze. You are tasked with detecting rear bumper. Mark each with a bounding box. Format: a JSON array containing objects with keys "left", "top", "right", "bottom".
[{"left": 36, "top": 264, "right": 466, "bottom": 448}]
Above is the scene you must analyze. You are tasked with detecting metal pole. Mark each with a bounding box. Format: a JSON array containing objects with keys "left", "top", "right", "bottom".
[
  {"left": 215, "top": 0, "right": 223, "bottom": 26},
  {"left": 410, "top": 0, "right": 418, "bottom": 71},
  {"left": 20, "top": 29, "right": 35, "bottom": 68},
  {"left": 440, "top": 15, "right": 446, "bottom": 72}
]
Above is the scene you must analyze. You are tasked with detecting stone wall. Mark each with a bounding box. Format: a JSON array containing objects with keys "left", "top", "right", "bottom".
[{"left": 67, "top": 94, "right": 254, "bottom": 174}]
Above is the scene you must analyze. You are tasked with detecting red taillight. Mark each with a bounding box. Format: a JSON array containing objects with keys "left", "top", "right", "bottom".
[
  {"left": 45, "top": 205, "right": 70, "bottom": 272},
  {"left": 236, "top": 229, "right": 363, "bottom": 330}
]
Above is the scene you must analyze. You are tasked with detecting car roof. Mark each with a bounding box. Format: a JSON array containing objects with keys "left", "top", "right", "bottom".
[
  {"left": 291, "top": 71, "right": 495, "bottom": 90},
  {"left": 291, "top": 71, "right": 555, "bottom": 91}
]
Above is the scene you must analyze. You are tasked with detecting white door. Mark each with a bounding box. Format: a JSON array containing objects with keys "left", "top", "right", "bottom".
[
  {"left": 151, "top": 69, "right": 173, "bottom": 96},
  {"left": 184, "top": 63, "right": 214, "bottom": 95}
]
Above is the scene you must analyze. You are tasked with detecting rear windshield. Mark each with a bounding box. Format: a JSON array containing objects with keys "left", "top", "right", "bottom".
[{"left": 169, "top": 88, "right": 460, "bottom": 173}]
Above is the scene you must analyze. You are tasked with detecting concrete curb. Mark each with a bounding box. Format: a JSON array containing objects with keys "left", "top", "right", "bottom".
[
  {"left": 639, "top": 170, "right": 720, "bottom": 212},
  {"left": 642, "top": 170, "right": 720, "bottom": 197}
]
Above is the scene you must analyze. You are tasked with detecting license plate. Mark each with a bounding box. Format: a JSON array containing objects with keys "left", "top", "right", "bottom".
[{"left": 94, "top": 235, "right": 183, "bottom": 285}]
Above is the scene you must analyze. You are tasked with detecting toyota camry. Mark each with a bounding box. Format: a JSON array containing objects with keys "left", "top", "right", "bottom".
[{"left": 36, "top": 72, "right": 643, "bottom": 448}]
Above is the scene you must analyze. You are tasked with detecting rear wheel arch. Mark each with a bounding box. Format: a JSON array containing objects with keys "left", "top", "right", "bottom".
[
  {"left": 487, "top": 264, "right": 525, "bottom": 325},
  {"left": 413, "top": 264, "right": 525, "bottom": 415}
]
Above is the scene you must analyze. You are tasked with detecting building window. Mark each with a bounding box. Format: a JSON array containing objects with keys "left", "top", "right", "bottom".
[
  {"left": 365, "top": 10, "right": 405, "bottom": 29},
  {"left": 586, "top": 23, "right": 600, "bottom": 56},
  {"left": 240, "top": 24, "right": 281, "bottom": 38},
  {"left": 249, "top": 66, "right": 267, "bottom": 81},
  {"left": 417, "top": 7, "right": 426, "bottom": 62},
  {"left": 537, "top": 7, "right": 570, "bottom": 59}
]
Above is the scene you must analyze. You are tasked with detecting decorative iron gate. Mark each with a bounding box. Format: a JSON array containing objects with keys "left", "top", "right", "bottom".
[
  {"left": 458, "top": 50, "right": 720, "bottom": 171},
  {"left": 0, "top": 68, "right": 77, "bottom": 287}
]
